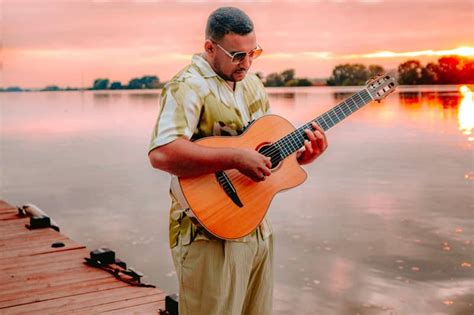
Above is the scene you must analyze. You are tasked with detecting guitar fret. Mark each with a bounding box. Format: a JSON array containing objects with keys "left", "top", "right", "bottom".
[
  {"left": 286, "top": 138, "right": 294, "bottom": 154},
  {"left": 333, "top": 106, "right": 344, "bottom": 121},
  {"left": 356, "top": 93, "right": 365, "bottom": 107},
  {"left": 292, "top": 133, "right": 302, "bottom": 149},
  {"left": 317, "top": 117, "right": 329, "bottom": 131},
  {"left": 285, "top": 139, "right": 293, "bottom": 153},
  {"left": 275, "top": 142, "right": 286, "bottom": 157},
  {"left": 324, "top": 113, "right": 335, "bottom": 128},
  {"left": 349, "top": 96, "right": 358, "bottom": 111},
  {"left": 328, "top": 110, "right": 338, "bottom": 125},
  {"left": 284, "top": 140, "right": 291, "bottom": 155},
  {"left": 343, "top": 100, "right": 353, "bottom": 114},
  {"left": 343, "top": 100, "right": 352, "bottom": 115}
]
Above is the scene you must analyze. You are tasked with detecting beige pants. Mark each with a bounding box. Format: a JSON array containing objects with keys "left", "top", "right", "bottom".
[{"left": 171, "top": 231, "right": 274, "bottom": 315}]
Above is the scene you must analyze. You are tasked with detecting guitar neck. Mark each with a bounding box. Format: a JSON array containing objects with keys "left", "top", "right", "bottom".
[{"left": 273, "top": 88, "right": 374, "bottom": 158}]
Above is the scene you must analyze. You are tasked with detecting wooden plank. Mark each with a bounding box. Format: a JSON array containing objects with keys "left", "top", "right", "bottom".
[
  {"left": 0, "top": 277, "right": 127, "bottom": 309},
  {"left": 1, "top": 248, "right": 87, "bottom": 271},
  {"left": 0, "top": 233, "right": 69, "bottom": 252},
  {"left": 2, "top": 256, "right": 94, "bottom": 285},
  {"left": 0, "top": 232, "right": 69, "bottom": 250},
  {"left": 0, "top": 201, "right": 16, "bottom": 211},
  {"left": 0, "top": 217, "right": 29, "bottom": 228},
  {"left": 0, "top": 225, "right": 60, "bottom": 240},
  {"left": 0, "top": 207, "right": 18, "bottom": 214},
  {"left": 0, "top": 210, "right": 21, "bottom": 221},
  {"left": 3, "top": 286, "right": 163, "bottom": 314},
  {"left": 0, "top": 238, "right": 85, "bottom": 260},
  {"left": 0, "top": 263, "right": 112, "bottom": 296},
  {"left": 0, "top": 233, "right": 68, "bottom": 250},
  {"left": 63, "top": 292, "right": 166, "bottom": 314},
  {"left": 87, "top": 293, "right": 166, "bottom": 314},
  {"left": 101, "top": 299, "right": 166, "bottom": 315}
]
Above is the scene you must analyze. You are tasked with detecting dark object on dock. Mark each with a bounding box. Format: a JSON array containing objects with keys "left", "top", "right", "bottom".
[
  {"left": 159, "top": 293, "right": 179, "bottom": 315},
  {"left": 21, "top": 203, "right": 60, "bottom": 232},
  {"left": 26, "top": 215, "right": 51, "bottom": 229},
  {"left": 85, "top": 248, "right": 155, "bottom": 288},
  {"left": 124, "top": 267, "right": 144, "bottom": 282},
  {"left": 51, "top": 241, "right": 65, "bottom": 248},
  {"left": 166, "top": 294, "right": 179, "bottom": 315},
  {"left": 115, "top": 258, "right": 127, "bottom": 269},
  {"left": 90, "top": 247, "right": 116, "bottom": 265}
]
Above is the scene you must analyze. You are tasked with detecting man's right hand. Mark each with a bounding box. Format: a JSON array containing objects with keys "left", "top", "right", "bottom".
[
  {"left": 149, "top": 139, "right": 272, "bottom": 180},
  {"left": 233, "top": 149, "right": 272, "bottom": 182}
]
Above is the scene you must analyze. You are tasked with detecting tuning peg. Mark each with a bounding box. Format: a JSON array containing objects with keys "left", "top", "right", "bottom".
[{"left": 365, "top": 76, "right": 376, "bottom": 85}]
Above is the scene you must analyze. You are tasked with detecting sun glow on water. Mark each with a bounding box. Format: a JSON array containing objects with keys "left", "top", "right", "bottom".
[{"left": 458, "top": 85, "right": 474, "bottom": 140}]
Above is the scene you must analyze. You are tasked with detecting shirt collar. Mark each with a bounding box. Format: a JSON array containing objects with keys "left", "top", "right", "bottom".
[{"left": 192, "top": 54, "right": 218, "bottom": 79}]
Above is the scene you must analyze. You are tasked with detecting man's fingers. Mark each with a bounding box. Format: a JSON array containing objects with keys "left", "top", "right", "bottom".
[
  {"left": 314, "top": 131, "right": 325, "bottom": 151},
  {"left": 305, "top": 128, "right": 323, "bottom": 153},
  {"left": 305, "top": 129, "right": 316, "bottom": 142},
  {"left": 312, "top": 122, "right": 328, "bottom": 150},
  {"left": 311, "top": 122, "right": 324, "bottom": 134},
  {"left": 262, "top": 168, "right": 271, "bottom": 176},
  {"left": 304, "top": 140, "right": 313, "bottom": 155},
  {"left": 265, "top": 156, "right": 272, "bottom": 168}
]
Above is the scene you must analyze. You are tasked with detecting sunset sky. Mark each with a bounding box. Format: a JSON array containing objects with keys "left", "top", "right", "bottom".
[{"left": 2, "top": 0, "right": 473, "bottom": 89}]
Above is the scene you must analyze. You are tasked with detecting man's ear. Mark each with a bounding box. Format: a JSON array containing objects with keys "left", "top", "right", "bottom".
[{"left": 204, "top": 40, "right": 215, "bottom": 55}]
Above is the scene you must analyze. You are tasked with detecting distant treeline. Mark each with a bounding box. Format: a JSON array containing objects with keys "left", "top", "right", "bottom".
[
  {"left": 2, "top": 56, "right": 473, "bottom": 92},
  {"left": 91, "top": 75, "right": 163, "bottom": 90},
  {"left": 326, "top": 55, "right": 474, "bottom": 86},
  {"left": 0, "top": 75, "right": 163, "bottom": 92},
  {"left": 259, "top": 69, "right": 315, "bottom": 87}
]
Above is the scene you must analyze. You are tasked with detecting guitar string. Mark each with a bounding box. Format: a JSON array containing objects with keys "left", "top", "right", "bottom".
[
  {"left": 280, "top": 89, "right": 372, "bottom": 152},
  {"left": 258, "top": 94, "right": 364, "bottom": 161},
  {"left": 271, "top": 92, "right": 371, "bottom": 161},
  {"left": 270, "top": 90, "right": 371, "bottom": 157},
  {"left": 255, "top": 89, "right": 373, "bottom": 161}
]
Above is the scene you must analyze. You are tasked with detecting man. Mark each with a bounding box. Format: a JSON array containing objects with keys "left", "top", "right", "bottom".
[{"left": 148, "top": 7, "right": 327, "bottom": 315}]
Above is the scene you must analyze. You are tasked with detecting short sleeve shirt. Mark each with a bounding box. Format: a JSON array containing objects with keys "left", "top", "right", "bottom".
[{"left": 149, "top": 54, "right": 272, "bottom": 248}]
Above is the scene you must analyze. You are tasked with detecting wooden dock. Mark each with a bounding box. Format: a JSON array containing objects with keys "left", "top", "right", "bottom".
[{"left": 0, "top": 200, "right": 166, "bottom": 314}]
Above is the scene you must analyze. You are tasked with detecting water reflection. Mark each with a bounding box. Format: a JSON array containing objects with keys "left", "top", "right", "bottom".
[
  {"left": 127, "top": 92, "right": 160, "bottom": 100},
  {"left": 397, "top": 85, "right": 474, "bottom": 142},
  {"left": 399, "top": 91, "right": 460, "bottom": 109},
  {"left": 92, "top": 92, "right": 114, "bottom": 101},
  {"left": 332, "top": 92, "right": 353, "bottom": 101},
  {"left": 458, "top": 85, "right": 474, "bottom": 140}
]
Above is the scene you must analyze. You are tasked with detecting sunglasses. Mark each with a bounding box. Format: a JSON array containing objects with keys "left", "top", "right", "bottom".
[{"left": 214, "top": 42, "right": 263, "bottom": 64}]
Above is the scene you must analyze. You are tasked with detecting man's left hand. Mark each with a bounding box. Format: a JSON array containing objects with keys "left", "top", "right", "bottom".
[{"left": 296, "top": 122, "right": 328, "bottom": 165}]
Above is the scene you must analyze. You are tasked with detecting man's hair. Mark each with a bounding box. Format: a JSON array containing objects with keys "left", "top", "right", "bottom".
[{"left": 206, "top": 7, "right": 254, "bottom": 42}]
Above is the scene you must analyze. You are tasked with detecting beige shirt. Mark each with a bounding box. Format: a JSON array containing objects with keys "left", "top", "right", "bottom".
[{"left": 149, "top": 54, "right": 272, "bottom": 247}]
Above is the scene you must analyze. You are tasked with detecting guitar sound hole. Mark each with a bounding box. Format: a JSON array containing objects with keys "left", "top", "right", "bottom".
[{"left": 258, "top": 144, "right": 282, "bottom": 169}]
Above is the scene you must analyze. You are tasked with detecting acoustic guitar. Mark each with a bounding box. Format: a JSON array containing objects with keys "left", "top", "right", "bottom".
[{"left": 178, "top": 73, "right": 398, "bottom": 240}]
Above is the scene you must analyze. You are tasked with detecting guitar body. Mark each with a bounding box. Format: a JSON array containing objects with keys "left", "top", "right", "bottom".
[{"left": 178, "top": 114, "right": 307, "bottom": 240}]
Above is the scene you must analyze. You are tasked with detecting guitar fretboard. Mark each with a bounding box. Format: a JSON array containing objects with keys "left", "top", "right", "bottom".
[{"left": 273, "top": 88, "right": 373, "bottom": 159}]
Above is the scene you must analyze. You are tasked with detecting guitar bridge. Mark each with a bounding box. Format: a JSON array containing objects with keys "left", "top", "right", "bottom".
[{"left": 215, "top": 171, "right": 243, "bottom": 208}]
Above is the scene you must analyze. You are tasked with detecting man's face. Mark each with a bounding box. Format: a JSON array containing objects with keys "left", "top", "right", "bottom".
[{"left": 207, "top": 31, "right": 258, "bottom": 82}]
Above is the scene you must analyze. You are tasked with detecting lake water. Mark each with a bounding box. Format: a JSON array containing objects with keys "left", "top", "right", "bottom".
[{"left": 1, "top": 86, "right": 473, "bottom": 315}]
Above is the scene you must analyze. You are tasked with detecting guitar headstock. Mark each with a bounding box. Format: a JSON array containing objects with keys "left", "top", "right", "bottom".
[{"left": 366, "top": 72, "right": 398, "bottom": 102}]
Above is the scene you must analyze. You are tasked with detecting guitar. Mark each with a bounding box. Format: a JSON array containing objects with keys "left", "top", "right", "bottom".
[{"left": 178, "top": 73, "right": 398, "bottom": 240}]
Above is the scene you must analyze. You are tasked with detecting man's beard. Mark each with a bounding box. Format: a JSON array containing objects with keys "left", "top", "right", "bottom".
[
  {"left": 214, "top": 62, "right": 246, "bottom": 82},
  {"left": 218, "top": 72, "right": 235, "bottom": 82}
]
